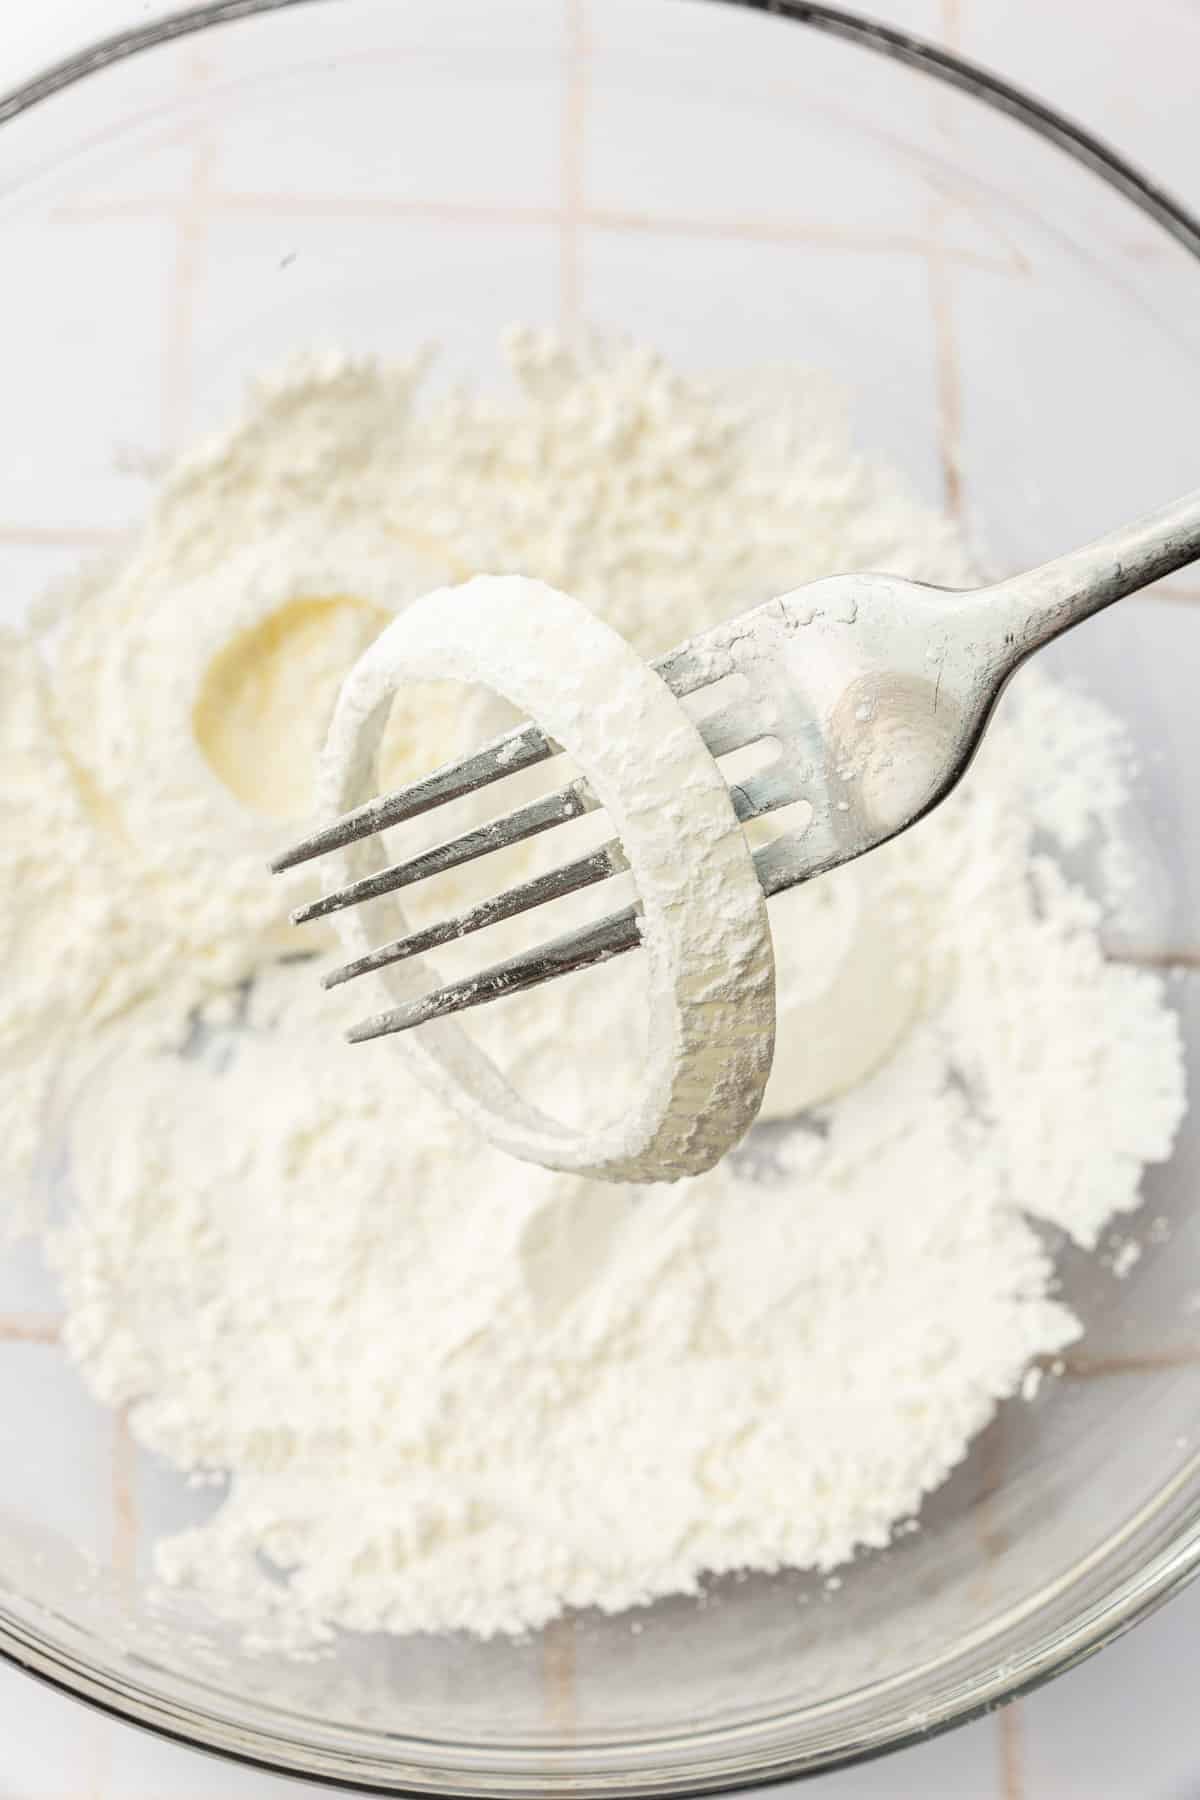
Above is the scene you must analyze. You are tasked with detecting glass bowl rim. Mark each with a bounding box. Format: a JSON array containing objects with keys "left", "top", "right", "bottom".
[{"left": 2, "top": 1, "right": 1199, "bottom": 1791}]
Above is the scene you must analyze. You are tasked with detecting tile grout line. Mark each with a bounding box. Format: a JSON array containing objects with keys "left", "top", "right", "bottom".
[
  {"left": 941, "top": 0, "right": 963, "bottom": 52},
  {"left": 929, "top": 0, "right": 965, "bottom": 531},
  {"left": 970, "top": 1409, "right": 1029, "bottom": 1798},
  {"left": 1061, "top": 1348, "right": 1200, "bottom": 1375},
  {"left": 86, "top": 1726, "right": 111, "bottom": 1800},
  {"left": 160, "top": 49, "right": 221, "bottom": 457},
  {"left": 0, "top": 526, "right": 124, "bottom": 549},
  {"left": 541, "top": 1615, "right": 578, "bottom": 1738},
  {"left": 559, "top": 0, "right": 588, "bottom": 336},
  {"left": 112, "top": 1408, "right": 139, "bottom": 1586},
  {"left": 1000, "top": 1701, "right": 1026, "bottom": 1800},
  {"left": 89, "top": 1410, "right": 140, "bottom": 1800},
  {"left": 927, "top": 228, "right": 963, "bottom": 526},
  {"left": 585, "top": 209, "right": 1014, "bottom": 270},
  {"left": 0, "top": 1316, "right": 62, "bottom": 1344},
  {"left": 54, "top": 193, "right": 560, "bottom": 224},
  {"left": 972, "top": 1406, "right": 1008, "bottom": 1565},
  {"left": 84, "top": 1409, "right": 138, "bottom": 1800},
  {"left": 86, "top": 1687, "right": 114, "bottom": 1797},
  {"left": 162, "top": 137, "right": 215, "bottom": 456},
  {"left": 1105, "top": 948, "right": 1200, "bottom": 970},
  {"left": 46, "top": 190, "right": 1025, "bottom": 274}
]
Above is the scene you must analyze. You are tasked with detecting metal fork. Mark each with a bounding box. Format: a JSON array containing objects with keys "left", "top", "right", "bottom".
[{"left": 274, "top": 489, "right": 1200, "bottom": 1043}]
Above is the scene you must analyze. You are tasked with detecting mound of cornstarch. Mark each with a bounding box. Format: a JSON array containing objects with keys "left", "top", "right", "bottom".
[{"left": 0, "top": 330, "right": 1185, "bottom": 1648}]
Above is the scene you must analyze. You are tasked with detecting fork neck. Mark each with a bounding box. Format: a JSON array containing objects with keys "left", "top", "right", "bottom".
[{"left": 982, "top": 485, "right": 1200, "bottom": 666}]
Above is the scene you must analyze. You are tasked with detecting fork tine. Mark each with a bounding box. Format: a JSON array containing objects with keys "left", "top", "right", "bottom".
[
  {"left": 728, "top": 761, "right": 807, "bottom": 822},
  {"left": 346, "top": 905, "right": 642, "bottom": 1041},
  {"left": 344, "top": 834, "right": 812, "bottom": 1040},
  {"left": 698, "top": 701, "right": 770, "bottom": 759},
  {"left": 270, "top": 721, "right": 555, "bottom": 873},
  {"left": 652, "top": 639, "right": 736, "bottom": 697},
  {"left": 323, "top": 841, "right": 628, "bottom": 987},
  {"left": 292, "top": 778, "right": 599, "bottom": 925}
]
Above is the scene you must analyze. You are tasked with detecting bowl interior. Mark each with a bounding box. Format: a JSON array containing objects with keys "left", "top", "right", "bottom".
[{"left": 2, "top": 2, "right": 1200, "bottom": 1792}]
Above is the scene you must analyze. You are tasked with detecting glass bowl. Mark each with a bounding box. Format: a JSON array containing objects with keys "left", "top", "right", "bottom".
[{"left": 2, "top": 2, "right": 1200, "bottom": 1792}]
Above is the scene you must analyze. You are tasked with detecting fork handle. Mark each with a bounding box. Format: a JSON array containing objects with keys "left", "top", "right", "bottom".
[{"left": 986, "top": 485, "right": 1200, "bottom": 663}]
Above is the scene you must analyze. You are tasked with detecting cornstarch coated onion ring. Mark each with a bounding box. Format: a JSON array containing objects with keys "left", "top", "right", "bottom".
[{"left": 319, "top": 575, "right": 776, "bottom": 1183}]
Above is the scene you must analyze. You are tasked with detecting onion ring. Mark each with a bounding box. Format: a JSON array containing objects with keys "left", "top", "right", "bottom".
[{"left": 319, "top": 576, "right": 775, "bottom": 1182}]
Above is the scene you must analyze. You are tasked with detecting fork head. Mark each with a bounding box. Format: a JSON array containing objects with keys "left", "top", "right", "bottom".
[
  {"left": 275, "top": 571, "right": 1005, "bottom": 1040},
  {"left": 658, "top": 570, "right": 1010, "bottom": 895}
]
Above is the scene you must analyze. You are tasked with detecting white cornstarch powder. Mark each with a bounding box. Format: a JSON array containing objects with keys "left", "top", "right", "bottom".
[{"left": 0, "top": 330, "right": 1186, "bottom": 1648}]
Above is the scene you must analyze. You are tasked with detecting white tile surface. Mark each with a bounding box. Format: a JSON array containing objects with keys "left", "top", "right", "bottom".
[
  {"left": 0, "top": 541, "right": 114, "bottom": 633},
  {"left": 1020, "top": 1574, "right": 1200, "bottom": 1800},
  {"left": 0, "top": 1345, "right": 115, "bottom": 1565},
  {"left": 796, "top": 1712, "right": 1006, "bottom": 1798},
  {"left": 585, "top": 4, "right": 942, "bottom": 239},
  {"left": 2, "top": 1, "right": 1200, "bottom": 1796},
  {"left": 0, "top": 1229, "right": 62, "bottom": 1319},
  {"left": 0, "top": 213, "right": 175, "bottom": 530},
  {"left": 102, "top": 1712, "right": 312, "bottom": 1798},
  {"left": 207, "top": 45, "right": 565, "bottom": 207},
  {"left": 948, "top": 253, "right": 1200, "bottom": 568},
  {"left": 957, "top": 0, "right": 1200, "bottom": 236},
  {"left": 0, "top": 1659, "right": 98, "bottom": 1800}
]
